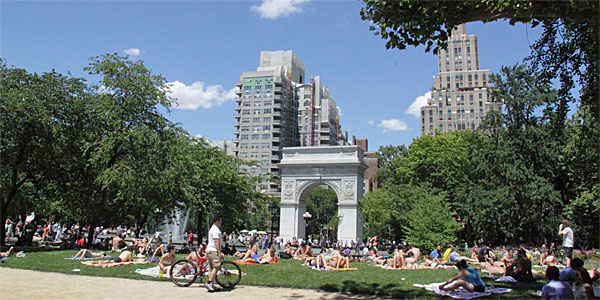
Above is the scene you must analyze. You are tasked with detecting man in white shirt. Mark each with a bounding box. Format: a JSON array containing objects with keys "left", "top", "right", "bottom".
[
  {"left": 205, "top": 217, "right": 222, "bottom": 292},
  {"left": 558, "top": 219, "right": 574, "bottom": 266}
]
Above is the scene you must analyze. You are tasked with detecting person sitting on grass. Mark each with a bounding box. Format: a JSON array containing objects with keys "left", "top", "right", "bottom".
[
  {"left": 244, "top": 248, "right": 278, "bottom": 264},
  {"left": 111, "top": 233, "right": 127, "bottom": 251},
  {"left": 540, "top": 251, "right": 555, "bottom": 266},
  {"left": 158, "top": 244, "right": 176, "bottom": 275},
  {"left": 72, "top": 249, "right": 106, "bottom": 259},
  {"left": 294, "top": 241, "right": 314, "bottom": 260},
  {"left": 542, "top": 266, "right": 575, "bottom": 300},
  {"left": 439, "top": 259, "right": 486, "bottom": 293},
  {"left": 235, "top": 241, "right": 259, "bottom": 261},
  {"left": 133, "top": 237, "right": 152, "bottom": 255},
  {"left": 186, "top": 244, "right": 206, "bottom": 262},
  {"left": 505, "top": 248, "right": 533, "bottom": 281},
  {"left": 501, "top": 249, "right": 515, "bottom": 266}
]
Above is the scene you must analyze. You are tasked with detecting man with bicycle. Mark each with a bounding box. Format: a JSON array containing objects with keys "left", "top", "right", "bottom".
[
  {"left": 558, "top": 219, "right": 574, "bottom": 267},
  {"left": 205, "top": 217, "right": 223, "bottom": 292}
]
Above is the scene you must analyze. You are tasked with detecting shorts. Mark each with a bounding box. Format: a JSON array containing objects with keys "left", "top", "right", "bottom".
[
  {"left": 474, "top": 285, "right": 485, "bottom": 292},
  {"left": 252, "top": 253, "right": 259, "bottom": 264},
  {"left": 111, "top": 257, "right": 122, "bottom": 263},
  {"left": 206, "top": 250, "right": 221, "bottom": 269},
  {"left": 563, "top": 247, "right": 573, "bottom": 258}
]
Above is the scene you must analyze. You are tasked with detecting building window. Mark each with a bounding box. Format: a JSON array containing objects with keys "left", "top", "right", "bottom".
[
  {"left": 262, "top": 134, "right": 270, "bottom": 139},
  {"left": 263, "top": 117, "right": 271, "bottom": 122},
  {"left": 467, "top": 47, "right": 470, "bottom": 53},
  {"left": 429, "top": 117, "right": 433, "bottom": 123},
  {"left": 304, "top": 94, "right": 311, "bottom": 99},
  {"left": 471, "top": 123, "right": 476, "bottom": 129},
  {"left": 241, "top": 134, "right": 248, "bottom": 140},
  {"left": 251, "top": 134, "right": 259, "bottom": 140},
  {"left": 480, "top": 109, "right": 484, "bottom": 114},
  {"left": 239, "top": 143, "right": 248, "bottom": 149},
  {"left": 475, "top": 74, "right": 479, "bottom": 80},
  {"left": 242, "top": 118, "right": 249, "bottom": 123},
  {"left": 479, "top": 93, "right": 483, "bottom": 99},
  {"left": 240, "top": 152, "right": 247, "bottom": 157},
  {"left": 253, "top": 109, "right": 260, "bottom": 114},
  {"left": 252, "top": 117, "right": 260, "bottom": 122},
  {"left": 255, "top": 85, "right": 261, "bottom": 91},
  {"left": 261, "top": 143, "right": 270, "bottom": 149},
  {"left": 243, "top": 102, "right": 250, "bottom": 107},
  {"left": 241, "top": 126, "right": 249, "bottom": 131},
  {"left": 439, "top": 103, "right": 443, "bottom": 108},
  {"left": 243, "top": 86, "right": 251, "bottom": 93},
  {"left": 264, "top": 100, "right": 272, "bottom": 106},
  {"left": 429, "top": 110, "right": 433, "bottom": 116},
  {"left": 264, "top": 108, "right": 272, "bottom": 113},
  {"left": 252, "top": 126, "right": 260, "bottom": 132},
  {"left": 251, "top": 143, "right": 259, "bottom": 149},
  {"left": 263, "top": 125, "right": 270, "bottom": 131},
  {"left": 242, "top": 110, "right": 250, "bottom": 115},
  {"left": 253, "top": 102, "right": 261, "bottom": 106},
  {"left": 264, "top": 84, "right": 272, "bottom": 90}
]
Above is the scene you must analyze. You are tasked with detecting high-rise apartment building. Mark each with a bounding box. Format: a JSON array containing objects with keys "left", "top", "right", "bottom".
[
  {"left": 234, "top": 50, "right": 347, "bottom": 194},
  {"left": 297, "top": 76, "right": 347, "bottom": 147},
  {"left": 420, "top": 24, "right": 501, "bottom": 136}
]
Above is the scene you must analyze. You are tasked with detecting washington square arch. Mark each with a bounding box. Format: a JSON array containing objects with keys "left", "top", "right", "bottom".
[{"left": 278, "top": 145, "right": 367, "bottom": 241}]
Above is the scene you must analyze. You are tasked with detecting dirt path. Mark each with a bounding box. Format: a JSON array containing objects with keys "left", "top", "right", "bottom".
[{"left": 0, "top": 267, "right": 380, "bottom": 300}]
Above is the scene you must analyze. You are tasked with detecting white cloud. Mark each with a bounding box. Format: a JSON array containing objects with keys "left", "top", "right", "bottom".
[
  {"left": 123, "top": 48, "right": 141, "bottom": 56},
  {"left": 378, "top": 118, "right": 409, "bottom": 132},
  {"left": 251, "top": 0, "right": 310, "bottom": 20},
  {"left": 405, "top": 91, "right": 431, "bottom": 118},
  {"left": 168, "top": 81, "right": 238, "bottom": 110},
  {"left": 367, "top": 120, "right": 375, "bottom": 126}
]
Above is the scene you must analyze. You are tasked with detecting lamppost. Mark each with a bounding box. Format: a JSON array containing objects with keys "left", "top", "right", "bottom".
[
  {"left": 269, "top": 201, "right": 279, "bottom": 247},
  {"left": 302, "top": 211, "right": 312, "bottom": 240}
]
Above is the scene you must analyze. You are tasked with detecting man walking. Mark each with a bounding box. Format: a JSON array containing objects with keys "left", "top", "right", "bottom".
[
  {"left": 558, "top": 219, "right": 574, "bottom": 266},
  {"left": 205, "top": 217, "right": 223, "bottom": 292}
]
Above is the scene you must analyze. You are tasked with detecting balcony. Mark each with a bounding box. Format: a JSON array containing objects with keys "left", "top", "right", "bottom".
[
  {"left": 272, "top": 120, "right": 281, "bottom": 126},
  {"left": 273, "top": 103, "right": 282, "bottom": 110},
  {"left": 234, "top": 106, "right": 241, "bottom": 111},
  {"left": 233, "top": 122, "right": 240, "bottom": 128},
  {"left": 234, "top": 113, "right": 240, "bottom": 119},
  {"left": 272, "top": 136, "right": 281, "bottom": 143},
  {"left": 272, "top": 128, "right": 281, "bottom": 134}
]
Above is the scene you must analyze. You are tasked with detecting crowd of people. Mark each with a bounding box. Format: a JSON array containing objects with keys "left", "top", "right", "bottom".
[{"left": 3, "top": 216, "right": 599, "bottom": 298}]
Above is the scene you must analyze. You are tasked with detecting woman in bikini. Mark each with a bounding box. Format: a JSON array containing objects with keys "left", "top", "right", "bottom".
[{"left": 158, "top": 244, "right": 176, "bottom": 274}]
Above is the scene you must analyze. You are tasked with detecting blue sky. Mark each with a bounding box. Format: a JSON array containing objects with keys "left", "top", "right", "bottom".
[{"left": 1, "top": 1, "right": 541, "bottom": 151}]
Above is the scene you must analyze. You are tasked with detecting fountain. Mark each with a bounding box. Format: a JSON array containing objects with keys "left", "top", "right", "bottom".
[{"left": 159, "top": 208, "right": 191, "bottom": 243}]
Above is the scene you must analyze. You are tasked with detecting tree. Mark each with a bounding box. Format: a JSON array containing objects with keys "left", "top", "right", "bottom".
[
  {"left": 374, "top": 145, "right": 409, "bottom": 187},
  {"left": 0, "top": 61, "right": 87, "bottom": 245},
  {"left": 360, "top": 0, "right": 599, "bottom": 122},
  {"left": 306, "top": 186, "right": 338, "bottom": 238},
  {"left": 403, "top": 190, "right": 460, "bottom": 251}
]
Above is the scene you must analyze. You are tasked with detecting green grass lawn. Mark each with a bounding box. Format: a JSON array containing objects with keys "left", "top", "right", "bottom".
[{"left": 0, "top": 250, "right": 549, "bottom": 298}]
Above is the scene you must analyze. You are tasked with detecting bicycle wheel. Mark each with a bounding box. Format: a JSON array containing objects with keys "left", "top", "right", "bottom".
[
  {"left": 216, "top": 261, "right": 242, "bottom": 288},
  {"left": 170, "top": 259, "right": 198, "bottom": 287}
]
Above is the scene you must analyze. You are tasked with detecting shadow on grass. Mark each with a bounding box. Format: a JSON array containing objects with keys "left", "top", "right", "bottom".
[{"left": 319, "top": 280, "right": 432, "bottom": 299}]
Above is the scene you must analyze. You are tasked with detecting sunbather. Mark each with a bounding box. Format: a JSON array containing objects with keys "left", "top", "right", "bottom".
[
  {"left": 294, "top": 241, "right": 313, "bottom": 260},
  {"left": 0, "top": 247, "right": 14, "bottom": 258},
  {"left": 439, "top": 259, "right": 486, "bottom": 292},
  {"left": 504, "top": 249, "right": 533, "bottom": 281},
  {"left": 72, "top": 249, "right": 106, "bottom": 259},
  {"left": 158, "top": 244, "right": 176, "bottom": 274},
  {"left": 236, "top": 241, "right": 259, "bottom": 261},
  {"left": 82, "top": 250, "right": 134, "bottom": 267},
  {"left": 244, "top": 248, "right": 277, "bottom": 264}
]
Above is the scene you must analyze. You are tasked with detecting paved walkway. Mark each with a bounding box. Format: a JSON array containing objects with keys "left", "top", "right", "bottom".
[{"left": 0, "top": 267, "right": 381, "bottom": 300}]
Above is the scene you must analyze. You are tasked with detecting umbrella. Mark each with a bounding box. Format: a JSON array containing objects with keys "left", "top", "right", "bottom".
[
  {"left": 240, "top": 229, "right": 249, "bottom": 233},
  {"left": 250, "top": 230, "right": 257, "bottom": 234},
  {"left": 257, "top": 231, "right": 267, "bottom": 235}
]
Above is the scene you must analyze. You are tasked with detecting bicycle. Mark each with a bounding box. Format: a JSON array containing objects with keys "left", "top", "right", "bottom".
[{"left": 169, "top": 251, "right": 242, "bottom": 289}]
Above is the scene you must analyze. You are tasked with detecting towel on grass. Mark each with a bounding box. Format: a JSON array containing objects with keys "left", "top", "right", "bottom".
[
  {"left": 135, "top": 266, "right": 161, "bottom": 278},
  {"left": 414, "top": 282, "right": 512, "bottom": 299},
  {"left": 233, "top": 260, "right": 280, "bottom": 265},
  {"left": 495, "top": 276, "right": 518, "bottom": 282},
  {"left": 81, "top": 260, "right": 150, "bottom": 268}
]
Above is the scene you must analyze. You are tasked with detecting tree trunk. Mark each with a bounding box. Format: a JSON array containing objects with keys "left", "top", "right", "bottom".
[
  {"left": 86, "top": 222, "right": 95, "bottom": 249},
  {"left": 0, "top": 203, "right": 7, "bottom": 247},
  {"left": 196, "top": 208, "right": 203, "bottom": 244}
]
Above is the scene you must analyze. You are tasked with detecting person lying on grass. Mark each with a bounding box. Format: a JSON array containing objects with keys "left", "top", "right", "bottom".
[
  {"left": 82, "top": 250, "right": 141, "bottom": 268},
  {"left": 72, "top": 249, "right": 106, "bottom": 259},
  {"left": 439, "top": 259, "right": 486, "bottom": 293},
  {"left": 0, "top": 247, "right": 14, "bottom": 258},
  {"left": 158, "top": 244, "right": 176, "bottom": 275}
]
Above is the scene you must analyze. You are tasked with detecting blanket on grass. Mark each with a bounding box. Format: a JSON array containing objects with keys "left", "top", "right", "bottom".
[
  {"left": 413, "top": 282, "right": 512, "bottom": 299},
  {"left": 81, "top": 260, "right": 150, "bottom": 268},
  {"left": 135, "top": 266, "right": 161, "bottom": 278},
  {"left": 232, "top": 260, "right": 280, "bottom": 265}
]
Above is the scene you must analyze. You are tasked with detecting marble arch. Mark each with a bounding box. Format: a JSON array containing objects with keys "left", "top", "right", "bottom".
[{"left": 278, "top": 146, "right": 367, "bottom": 241}]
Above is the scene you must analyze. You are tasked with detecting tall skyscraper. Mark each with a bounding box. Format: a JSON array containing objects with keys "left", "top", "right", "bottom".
[
  {"left": 234, "top": 50, "right": 347, "bottom": 195},
  {"left": 420, "top": 24, "right": 501, "bottom": 136}
]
